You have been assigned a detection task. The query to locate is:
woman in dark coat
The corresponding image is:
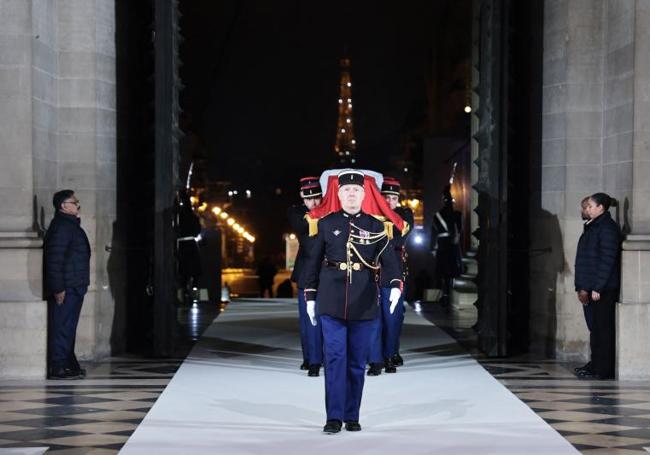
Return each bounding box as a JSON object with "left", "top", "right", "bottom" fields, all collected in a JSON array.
[{"left": 574, "top": 192, "right": 622, "bottom": 379}]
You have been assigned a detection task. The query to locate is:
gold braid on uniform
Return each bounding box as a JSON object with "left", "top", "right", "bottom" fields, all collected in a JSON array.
[{"left": 345, "top": 223, "right": 392, "bottom": 283}]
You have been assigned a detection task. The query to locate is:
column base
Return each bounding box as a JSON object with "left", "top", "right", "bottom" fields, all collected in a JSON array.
[
  {"left": 617, "top": 301, "right": 650, "bottom": 380},
  {"left": 0, "top": 300, "right": 48, "bottom": 379}
]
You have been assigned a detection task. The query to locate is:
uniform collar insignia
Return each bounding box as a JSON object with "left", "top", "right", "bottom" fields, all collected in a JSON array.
[{"left": 333, "top": 229, "right": 341, "bottom": 236}]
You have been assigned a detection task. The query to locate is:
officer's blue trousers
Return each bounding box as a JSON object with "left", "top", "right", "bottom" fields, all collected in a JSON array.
[
  {"left": 321, "top": 315, "right": 374, "bottom": 422},
  {"left": 298, "top": 289, "right": 323, "bottom": 365},
  {"left": 368, "top": 287, "right": 404, "bottom": 363},
  {"left": 48, "top": 288, "right": 85, "bottom": 370}
]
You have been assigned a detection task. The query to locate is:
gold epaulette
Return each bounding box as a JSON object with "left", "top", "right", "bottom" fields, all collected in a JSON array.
[
  {"left": 383, "top": 221, "right": 394, "bottom": 240},
  {"left": 305, "top": 214, "right": 319, "bottom": 237}
]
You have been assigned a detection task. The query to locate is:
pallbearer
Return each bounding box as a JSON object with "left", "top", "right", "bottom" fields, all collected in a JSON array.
[
  {"left": 303, "top": 169, "right": 402, "bottom": 434},
  {"left": 287, "top": 177, "right": 323, "bottom": 377},
  {"left": 368, "top": 177, "right": 413, "bottom": 375}
]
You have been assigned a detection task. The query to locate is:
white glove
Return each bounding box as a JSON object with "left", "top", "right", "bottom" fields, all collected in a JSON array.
[
  {"left": 389, "top": 288, "right": 402, "bottom": 314},
  {"left": 306, "top": 300, "right": 317, "bottom": 326}
]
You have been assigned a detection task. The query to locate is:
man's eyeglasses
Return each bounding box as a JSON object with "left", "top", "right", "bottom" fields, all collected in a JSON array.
[{"left": 63, "top": 200, "right": 80, "bottom": 206}]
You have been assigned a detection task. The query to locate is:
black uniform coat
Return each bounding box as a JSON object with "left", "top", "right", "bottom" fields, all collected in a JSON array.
[
  {"left": 432, "top": 206, "right": 463, "bottom": 278},
  {"left": 575, "top": 211, "right": 621, "bottom": 293},
  {"left": 44, "top": 211, "right": 91, "bottom": 296},
  {"left": 303, "top": 210, "right": 401, "bottom": 321},
  {"left": 287, "top": 204, "right": 314, "bottom": 289}
]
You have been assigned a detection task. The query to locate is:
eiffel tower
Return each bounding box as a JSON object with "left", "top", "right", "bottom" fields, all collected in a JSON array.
[{"left": 333, "top": 57, "right": 357, "bottom": 167}]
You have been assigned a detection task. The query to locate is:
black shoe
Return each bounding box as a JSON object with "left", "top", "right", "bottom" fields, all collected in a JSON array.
[
  {"left": 576, "top": 370, "right": 614, "bottom": 380},
  {"left": 48, "top": 367, "right": 81, "bottom": 380},
  {"left": 308, "top": 364, "right": 321, "bottom": 377},
  {"left": 384, "top": 358, "right": 397, "bottom": 373},
  {"left": 70, "top": 367, "right": 87, "bottom": 378},
  {"left": 392, "top": 353, "right": 404, "bottom": 366},
  {"left": 323, "top": 420, "right": 342, "bottom": 434},
  {"left": 367, "top": 363, "right": 383, "bottom": 376},
  {"left": 345, "top": 421, "right": 362, "bottom": 432},
  {"left": 574, "top": 361, "right": 592, "bottom": 374},
  {"left": 300, "top": 361, "right": 309, "bottom": 370}
]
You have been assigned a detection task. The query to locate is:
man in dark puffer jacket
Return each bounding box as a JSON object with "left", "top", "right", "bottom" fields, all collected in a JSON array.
[
  {"left": 575, "top": 192, "right": 621, "bottom": 380},
  {"left": 44, "top": 190, "right": 91, "bottom": 380}
]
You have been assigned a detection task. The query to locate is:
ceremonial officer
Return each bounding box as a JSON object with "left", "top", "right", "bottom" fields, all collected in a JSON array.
[
  {"left": 287, "top": 177, "right": 323, "bottom": 377},
  {"left": 432, "top": 185, "right": 463, "bottom": 306},
  {"left": 303, "top": 169, "right": 402, "bottom": 434},
  {"left": 368, "top": 177, "right": 413, "bottom": 375}
]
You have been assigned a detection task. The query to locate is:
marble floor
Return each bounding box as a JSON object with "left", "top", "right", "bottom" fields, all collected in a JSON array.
[{"left": 0, "top": 299, "right": 649, "bottom": 454}]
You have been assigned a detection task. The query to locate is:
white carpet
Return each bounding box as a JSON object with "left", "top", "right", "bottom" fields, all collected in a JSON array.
[{"left": 120, "top": 299, "right": 579, "bottom": 454}]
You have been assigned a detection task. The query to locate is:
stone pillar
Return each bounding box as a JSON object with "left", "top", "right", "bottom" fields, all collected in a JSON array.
[
  {"left": 0, "top": 0, "right": 34, "bottom": 232},
  {"left": 537, "top": 0, "right": 606, "bottom": 360},
  {"left": 53, "top": 0, "right": 117, "bottom": 361},
  {"left": 617, "top": 0, "right": 650, "bottom": 380},
  {"left": 0, "top": 0, "right": 48, "bottom": 379},
  {"left": 0, "top": 0, "right": 117, "bottom": 379},
  {"left": 537, "top": 0, "right": 635, "bottom": 361}
]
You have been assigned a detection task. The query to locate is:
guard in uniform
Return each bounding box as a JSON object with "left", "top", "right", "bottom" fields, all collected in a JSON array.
[
  {"left": 303, "top": 169, "right": 402, "bottom": 434},
  {"left": 432, "top": 185, "right": 463, "bottom": 305},
  {"left": 287, "top": 177, "right": 323, "bottom": 376},
  {"left": 368, "top": 177, "right": 413, "bottom": 375}
]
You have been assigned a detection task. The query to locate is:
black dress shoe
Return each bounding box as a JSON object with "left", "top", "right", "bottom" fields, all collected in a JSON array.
[
  {"left": 576, "top": 370, "right": 614, "bottom": 380},
  {"left": 300, "top": 361, "right": 309, "bottom": 370},
  {"left": 48, "top": 367, "right": 81, "bottom": 380},
  {"left": 384, "top": 358, "right": 397, "bottom": 373},
  {"left": 367, "top": 363, "right": 383, "bottom": 376},
  {"left": 69, "top": 367, "right": 87, "bottom": 378},
  {"left": 323, "top": 420, "right": 342, "bottom": 434},
  {"left": 308, "top": 364, "right": 321, "bottom": 377},
  {"left": 392, "top": 353, "right": 404, "bottom": 366},
  {"left": 574, "top": 361, "right": 592, "bottom": 374},
  {"left": 345, "top": 421, "right": 362, "bottom": 431}
]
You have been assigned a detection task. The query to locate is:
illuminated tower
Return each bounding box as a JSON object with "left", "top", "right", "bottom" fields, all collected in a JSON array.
[{"left": 334, "top": 57, "right": 357, "bottom": 166}]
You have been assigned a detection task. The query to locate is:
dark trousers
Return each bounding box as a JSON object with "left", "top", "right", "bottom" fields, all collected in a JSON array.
[
  {"left": 583, "top": 302, "right": 594, "bottom": 332},
  {"left": 48, "top": 288, "right": 85, "bottom": 370},
  {"left": 590, "top": 289, "right": 618, "bottom": 378},
  {"left": 368, "top": 287, "right": 403, "bottom": 363},
  {"left": 297, "top": 289, "right": 323, "bottom": 365},
  {"left": 321, "top": 315, "right": 374, "bottom": 422}
]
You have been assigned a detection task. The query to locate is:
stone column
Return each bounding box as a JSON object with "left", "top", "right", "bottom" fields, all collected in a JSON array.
[
  {"left": 537, "top": 0, "right": 606, "bottom": 360},
  {"left": 0, "top": 0, "right": 117, "bottom": 379},
  {"left": 0, "top": 0, "right": 47, "bottom": 379},
  {"left": 53, "top": 0, "right": 117, "bottom": 361},
  {"left": 617, "top": 0, "right": 650, "bottom": 380}
]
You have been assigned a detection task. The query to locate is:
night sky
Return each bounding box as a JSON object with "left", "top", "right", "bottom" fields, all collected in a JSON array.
[{"left": 179, "top": 1, "right": 469, "bottom": 258}]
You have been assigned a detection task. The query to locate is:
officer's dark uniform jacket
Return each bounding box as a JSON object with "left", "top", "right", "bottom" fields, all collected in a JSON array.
[
  {"left": 287, "top": 204, "right": 314, "bottom": 289},
  {"left": 389, "top": 206, "right": 413, "bottom": 281},
  {"left": 303, "top": 210, "right": 401, "bottom": 320},
  {"left": 431, "top": 205, "right": 463, "bottom": 278},
  {"left": 44, "top": 211, "right": 91, "bottom": 295},
  {"left": 575, "top": 211, "right": 621, "bottom": 293}
]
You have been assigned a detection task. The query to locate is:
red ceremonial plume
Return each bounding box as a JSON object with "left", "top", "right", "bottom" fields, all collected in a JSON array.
[{"left": 307, "top": 175, "right": 405, "bottom": 232}]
